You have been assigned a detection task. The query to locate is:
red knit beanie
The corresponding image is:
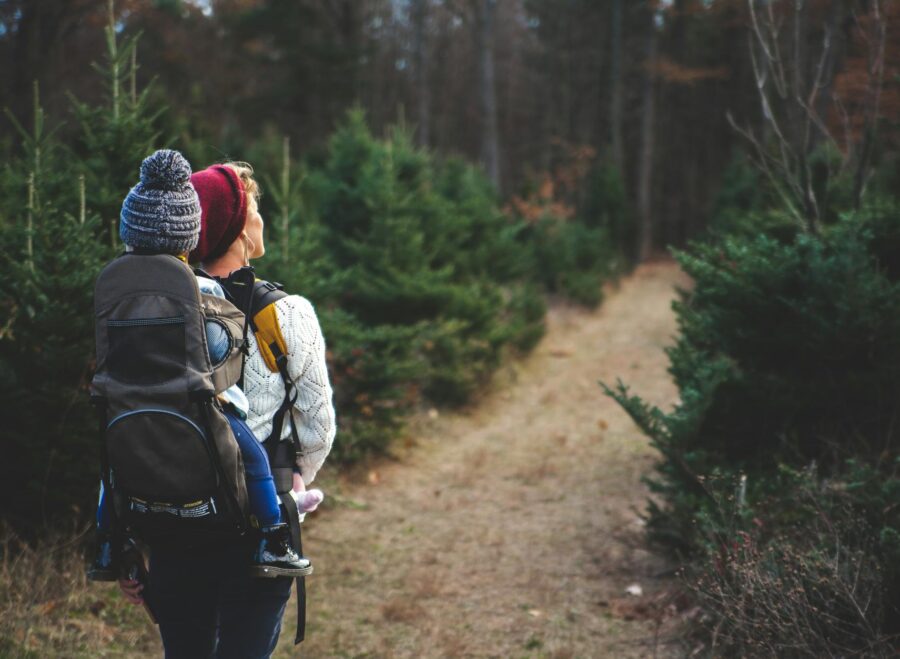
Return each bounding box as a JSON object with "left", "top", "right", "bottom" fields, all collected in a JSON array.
[{"left": 189, "top": 164, "right": 248, "bottom": 263}]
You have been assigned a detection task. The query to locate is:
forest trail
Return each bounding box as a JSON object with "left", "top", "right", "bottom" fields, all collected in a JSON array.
[{"left": 276, "top": 261, "right": 690, "bottom": 658}]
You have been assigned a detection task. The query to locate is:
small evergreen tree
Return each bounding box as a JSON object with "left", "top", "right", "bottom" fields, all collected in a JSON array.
[
  {"left": 0, "top": 93, "right": 113, "bottom": 528},
  {"left": 69, "top": 1, "right": 162, "bottom": 248},
  {"left": 0, "top": 3, "right": 165, "bottom": 530}
]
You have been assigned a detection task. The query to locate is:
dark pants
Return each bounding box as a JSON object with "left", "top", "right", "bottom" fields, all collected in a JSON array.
[{"left": 145, "top": 540, "right": 292, "bottom": 659}]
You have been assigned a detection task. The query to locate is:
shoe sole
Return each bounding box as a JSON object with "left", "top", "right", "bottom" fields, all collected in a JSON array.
[{"left": 249, "top": 564, "right": 314, "bottom": 578}]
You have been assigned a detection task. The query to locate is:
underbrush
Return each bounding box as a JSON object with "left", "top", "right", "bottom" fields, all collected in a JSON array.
[
  {"left": 607, "top": 203, "right": 900, "bottom": 656},
  {"left": 0, "top": 525, "right": 157, "bottom": 658},
  {"left": 682, "top": 469, "right": 899, "bottom": 657}
]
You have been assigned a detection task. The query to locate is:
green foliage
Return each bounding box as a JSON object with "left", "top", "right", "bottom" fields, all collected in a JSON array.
[
  {"left": 232, "top": 112, "right": 560, "bottom": 460},
  {"left": 707, "top": 153, "right": 799, "bottom": 242},
  {"left": 0, "top": 54, "right": 621, "bottom": 532},
  {"left": 308, "top": 110, "right": 548, "bottom": 409},
  {"left": 0, "top": 21, "right": 158, "bottom": 530},
  {"left": 607, "top": 210, "right": 900, "bottom": 549},
  {"left": 0, "top": 149, "right": 114, "bottom": 529},
  {"left": 317, "top": 310, "right": 422, "bottom": 463},
  {"left": 69, "top": 29, "right": 162, "bottom": 248},
  {"left": 525, "top": 218, "right": 617, "bottom": 308},
  {"left": 582, "top": 161, "right": 633, "bottom": 261},
  {"left": 605, "top": 202, "right": 900, "bottom": 646}
]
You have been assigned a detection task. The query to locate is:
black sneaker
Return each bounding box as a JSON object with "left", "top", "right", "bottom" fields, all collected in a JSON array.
[
  {"left": 249, "top": 523, "right": 313, "bottom": 578},
  {"left": 87, "top": 533, "right": 118, "bottom": 582}
]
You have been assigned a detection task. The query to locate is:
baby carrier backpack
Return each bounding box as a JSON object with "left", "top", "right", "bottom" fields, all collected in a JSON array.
[{"left": 91, "top": 252, "right": 250, "bottom": 545}]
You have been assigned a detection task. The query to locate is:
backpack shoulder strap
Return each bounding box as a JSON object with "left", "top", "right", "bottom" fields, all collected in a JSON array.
[
  {"left": 249, "top": 281, "right": 302, "bottom": 455},
  {"left": 218, "top": 273, "right": 300, "bottom": 457},
  {"left": 248, "top": 280, "right": 289, "bottom": 375}
]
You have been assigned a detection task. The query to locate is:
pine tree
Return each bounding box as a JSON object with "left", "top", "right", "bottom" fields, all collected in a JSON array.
[{"left": 0, "top": 1, "right": 166, "bottom": 530}]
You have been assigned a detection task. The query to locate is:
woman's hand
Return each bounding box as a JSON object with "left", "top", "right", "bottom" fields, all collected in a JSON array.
[{"left": 118, "top": 578, "right": 144, "bottom": 605}]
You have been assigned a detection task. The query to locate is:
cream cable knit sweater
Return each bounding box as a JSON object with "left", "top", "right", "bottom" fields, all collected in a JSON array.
[{"left": 241, "top": 294, "right": 336, "bottom": 485}]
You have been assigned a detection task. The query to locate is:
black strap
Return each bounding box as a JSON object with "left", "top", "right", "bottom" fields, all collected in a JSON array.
[
  {"left": 264, "top": 341, "right": 301, "bottom": 455},
  {"left": 282, "top": 490, "right": 307, "bottom": 644},
  {"left": 213, "top": 267, "right": 258, "bottom": 387}
]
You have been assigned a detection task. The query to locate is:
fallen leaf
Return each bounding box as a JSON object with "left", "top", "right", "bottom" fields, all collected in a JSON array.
[
  {"left": 368, "top": 470, "right": 380, "bottom": 485},
  {"left": 39, "top": 600, "right": 59, "bottom": 615},
  {"left": 528, "top": 609, "right": 543, "bottom": 618}
]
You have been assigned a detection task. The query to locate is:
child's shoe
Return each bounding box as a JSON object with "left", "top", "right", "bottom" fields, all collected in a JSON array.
[
  {"left": 249, "top": 523, "right": 313, "bottom": 578},
  {"left": 87, "top": 532, "right": 118, "bottom": 582}
]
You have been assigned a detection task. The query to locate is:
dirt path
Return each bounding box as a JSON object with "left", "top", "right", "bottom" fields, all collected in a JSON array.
[{"left": 275, "top": 262, "right": 690, "bottom": 658}]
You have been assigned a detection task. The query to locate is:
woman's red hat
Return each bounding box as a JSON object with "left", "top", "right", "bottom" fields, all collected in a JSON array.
[{"left": 189, "top": 164, "right": 248, "bottom": 263}]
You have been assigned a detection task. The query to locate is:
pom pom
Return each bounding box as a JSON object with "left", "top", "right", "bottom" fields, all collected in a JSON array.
[{"left": 140, "top": 149, "right": 192, "bottom": 191}]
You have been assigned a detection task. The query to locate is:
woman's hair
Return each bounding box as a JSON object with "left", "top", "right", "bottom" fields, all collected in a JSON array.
[{"left": 222, "top": 161, "right": 260, "bottom": 204}]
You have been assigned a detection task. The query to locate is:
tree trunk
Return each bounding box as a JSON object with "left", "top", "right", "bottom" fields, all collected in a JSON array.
[
  {"left": 476, "top": 0, "right": 501, "bottom": 189},
  {"left": 609, "top": 0, "right": 625, "bottom": 172},
  {"left": 637, "top": 4, "right": 658, "bottom": 262},
  {"left": 412, "top": 0, "right": 430, "bottom": 148}
]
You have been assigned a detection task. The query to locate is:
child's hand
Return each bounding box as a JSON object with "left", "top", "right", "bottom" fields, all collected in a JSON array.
[
  {"left": 118, "top": 578, "right": 144, "bottom": 605},
  {"left": 292, "top": 471, "right": 305, "bottom": 494}
]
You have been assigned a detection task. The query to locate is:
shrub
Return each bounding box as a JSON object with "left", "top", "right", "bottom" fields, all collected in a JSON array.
[
  {"left": 308, "top": 110, "right": 547, "bottom": 409},
  {"left": 607, "top": 210, "right": 900, "bottom": 553},
  {"left": 0, "top": 84, "right": 121, "bottom": 530},
  {"left": 526, "top": 217, "right": 617, "bottom": 307},
  {"left": 250, "top": 112, "right": 556, "bottom": 458},
  {"left": 686, "top": 467, "right": 899, "bottom": 657},
  {"left": 605, "top": 203, "right": 900, "bottom": 649}
]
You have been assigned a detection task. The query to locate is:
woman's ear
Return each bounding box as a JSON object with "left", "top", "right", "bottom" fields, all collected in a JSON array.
[{"left": 241, "top": 231, "right": 256, "bottom": 261}]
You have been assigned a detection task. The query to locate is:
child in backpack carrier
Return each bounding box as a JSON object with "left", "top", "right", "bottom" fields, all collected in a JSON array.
[{"left": 89, "top": 149, "right": 322, "bottom": 582}]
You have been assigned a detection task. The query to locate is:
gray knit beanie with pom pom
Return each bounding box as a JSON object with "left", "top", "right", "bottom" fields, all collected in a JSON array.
[{"left": 119, "top": 149, "right": 201, "bottom": 254}]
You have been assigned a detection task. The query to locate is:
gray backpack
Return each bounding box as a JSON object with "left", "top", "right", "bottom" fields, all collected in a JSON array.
[{"left": 91, "top": 252, "right": 249, "bottom": 543}]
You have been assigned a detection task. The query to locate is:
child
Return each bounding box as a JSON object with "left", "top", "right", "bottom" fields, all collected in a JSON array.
[{"left": 88, "top": 149, "right": 316, "bottom": 581}]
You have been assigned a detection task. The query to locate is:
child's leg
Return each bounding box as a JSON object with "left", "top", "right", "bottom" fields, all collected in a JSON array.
[
  {"left": 224, "top": 412, "right": 282, "bottom": 528},
  {"left": 88, "top": 481, "right": 117, "bottom": 580},
  {"left": 97, "top": 481, "right": 112, "bottom": 531}
]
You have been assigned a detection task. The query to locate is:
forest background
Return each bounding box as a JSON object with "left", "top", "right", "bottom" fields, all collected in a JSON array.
[{"left": 2, "top": 0, "right": 900, "bottom": 656}]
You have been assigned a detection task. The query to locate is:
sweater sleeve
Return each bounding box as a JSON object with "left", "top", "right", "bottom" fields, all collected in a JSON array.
[{"left": 277, "top": 295, "right": 336, "bottom": 484}]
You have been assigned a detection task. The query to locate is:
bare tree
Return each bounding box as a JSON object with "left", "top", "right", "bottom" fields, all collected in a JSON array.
[
  {"left": 475, "top": 0, "right": 501, "bottom": 189},
  {"left": 730, "top": 0, "right": 886, "bottom": 231},
  {"left": 609, "top": 0, "right": 626, "bottom": 173},
  {"left": 411, "top": 0, "right": 431, "bottom": 147},
  {"left": 638, "top": 1, "right": 659, "bottom": 261}
]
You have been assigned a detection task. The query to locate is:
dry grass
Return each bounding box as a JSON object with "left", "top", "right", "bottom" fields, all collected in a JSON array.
[
  {"left": 691, "top": 529, "right": 896, "bottom": 658},
  {"left": 0, "top": 525, "right": 159, "bottom": 658}
]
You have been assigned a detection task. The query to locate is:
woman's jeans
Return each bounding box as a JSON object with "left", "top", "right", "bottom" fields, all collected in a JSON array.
[{"left": 146, "top": 539, "right": 292, "bottom": 659}]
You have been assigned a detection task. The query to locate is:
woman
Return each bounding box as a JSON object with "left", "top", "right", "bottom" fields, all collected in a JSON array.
[{"left": 120, "top": 161, "right": 336, "bottom": 658}]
